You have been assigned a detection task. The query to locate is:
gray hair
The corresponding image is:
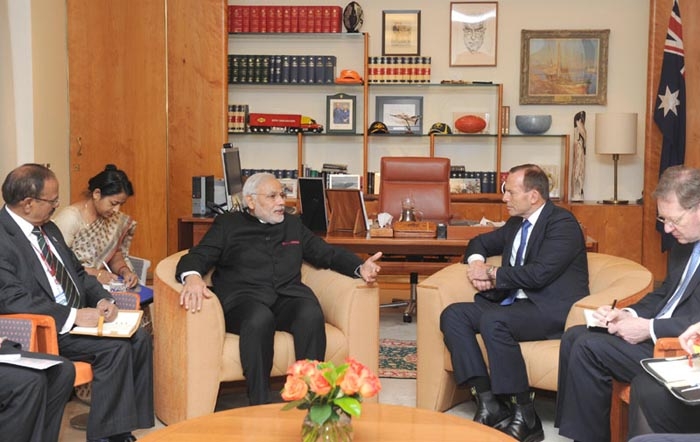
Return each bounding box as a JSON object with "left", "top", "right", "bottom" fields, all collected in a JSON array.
[
  {"left": 653, "top": 165, "right": 700, "bottom": 209},
  {"left": 241, "top": 172, "right": 277, "bottom": 208}
]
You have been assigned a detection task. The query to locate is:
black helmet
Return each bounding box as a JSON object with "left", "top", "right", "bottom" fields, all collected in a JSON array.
[
  {"left": 429, "top": 122, "right": 452, "bottom": 135},
  {"left": 368, "top": 121, "right": 389, "bottom": 134}
]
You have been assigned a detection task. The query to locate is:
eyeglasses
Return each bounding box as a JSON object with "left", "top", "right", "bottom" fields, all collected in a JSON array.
[
  {"left": 34, "top": 196, "right": 60, "bottom": 206},
  {"left": 656, "top": 206, "right": 696, "bottom": 228},
  {"left": 252, "top": 192, "right": 287, "bottom": 201}
]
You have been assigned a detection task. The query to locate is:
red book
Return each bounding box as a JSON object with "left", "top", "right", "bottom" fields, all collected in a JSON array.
[
  {"left": 313, "top": 6, "right": 323, "bottom": 33},
  {"left": 297, "top": 6, "right": 309, "bottom": 33},
  {"left": 241, "top": 6, "right": 250, "bottom": 33},
  {"left": 282, "top": 6, "right": 292, "bottom": 33},
  {"left": 320, "top": 6, "right": 332, "bottom": 33},
  {"left": 273, "top": 6, "right": 284, "bottom": 33},
  {"left": 290, "top": 6, "right": 299, "bottom": 33},
  {"left": 259, "top": 6, "right": 268, "bottom": 33},
  {"left": 329, "top": 6, "right": 342, "bottom": 33},
  {"left": 229, "top": 6, "right": 243, "bottom": 33},
  {"left": 249, "top": 6, "right": 260, "bottom": 33}
]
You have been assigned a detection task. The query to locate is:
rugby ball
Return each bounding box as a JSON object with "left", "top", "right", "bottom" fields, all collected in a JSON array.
[{"left": 454, "top": 115, "right": 487, "bottom": 134}]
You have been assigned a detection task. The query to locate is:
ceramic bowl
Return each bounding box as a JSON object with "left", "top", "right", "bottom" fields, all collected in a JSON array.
[{"left": 515, "top": 115, "right": 552, "bottom": 134}]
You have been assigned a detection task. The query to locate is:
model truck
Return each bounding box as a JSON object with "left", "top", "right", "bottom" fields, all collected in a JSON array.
[{"left": 248, "top": 113, "right": 324, "bottom": 133}]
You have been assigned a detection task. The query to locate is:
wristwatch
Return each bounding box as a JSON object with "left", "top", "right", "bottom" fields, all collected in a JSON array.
[{"left": 486, "top": 265, "right": 497, "bottom": 279}]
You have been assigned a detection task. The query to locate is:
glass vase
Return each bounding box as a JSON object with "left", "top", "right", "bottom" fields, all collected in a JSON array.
[{"left": 301, "top": 411, "right": 353, "bottom": 442}]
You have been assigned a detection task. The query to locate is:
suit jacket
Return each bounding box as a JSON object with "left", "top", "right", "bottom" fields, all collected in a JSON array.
[
  {"left": 630, "top": 242, "right": 700, "bottom": 338},
  {"left": 464, "top": 200, "right": 589, "bottom": 336},
  {"left": 0, "top": 206, "right": 111, "bottom": 328}
]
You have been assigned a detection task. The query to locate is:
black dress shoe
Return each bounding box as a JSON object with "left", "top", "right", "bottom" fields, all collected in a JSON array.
[
  {"left": 501, "top": 401, "right": 544, "bottom": 442},
  {"left": 109, "top": 433, "right": 136, "bottom": 442},
  {"left": 470, "top": 387, "right": 513, "bottom": 430}
]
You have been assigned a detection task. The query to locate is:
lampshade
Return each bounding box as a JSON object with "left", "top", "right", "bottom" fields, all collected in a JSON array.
[{"left": 595, "top": 113, "right": 638, "bottom": 155}]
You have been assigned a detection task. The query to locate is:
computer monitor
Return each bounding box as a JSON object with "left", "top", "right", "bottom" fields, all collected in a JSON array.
[
  {"left": 221, "top": 144, "right": 243, "bottom": 211},
  {"left": 298, "top": 177, "right": 328, "bottom": 232}
]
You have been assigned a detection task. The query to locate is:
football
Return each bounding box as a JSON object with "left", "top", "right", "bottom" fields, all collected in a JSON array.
[{"left": 454, "top": 115, "right": 487, "bottom": 133}]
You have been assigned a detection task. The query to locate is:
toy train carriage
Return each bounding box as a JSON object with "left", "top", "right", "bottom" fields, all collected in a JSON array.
[{"left": 248, "top": 113, "right": 324, "bottom": 134}]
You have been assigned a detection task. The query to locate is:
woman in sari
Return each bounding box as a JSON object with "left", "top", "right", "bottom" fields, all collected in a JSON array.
[{"left": 54, "top": 164, "right": 139, "bottom": 288}]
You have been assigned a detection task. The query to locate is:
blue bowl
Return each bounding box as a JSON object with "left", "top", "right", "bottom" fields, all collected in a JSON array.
[{"left": 515, "top": 115, "right": 552, "bottom": 134}]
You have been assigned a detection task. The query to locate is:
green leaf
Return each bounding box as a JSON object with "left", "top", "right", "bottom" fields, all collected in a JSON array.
[
  {"left": 334, "top": 396, "right": 361, "bottom": 417},
  {"left": 309, "top": 403, "right": 332, "bottom": 424}
]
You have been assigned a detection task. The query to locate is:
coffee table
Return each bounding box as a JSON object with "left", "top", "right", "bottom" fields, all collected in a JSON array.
[{"left": 140, "top": 403, "right": 514, "bottom": 441}]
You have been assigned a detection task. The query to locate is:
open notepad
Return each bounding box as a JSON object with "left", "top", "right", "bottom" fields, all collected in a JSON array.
[
  {"left": 583, "top": 308, "right": 609, "bottom": 333},
  {"left": 70, "top": 310, "right": 143, "bottom": 338},
  {"left": 641, "top": 354, "right": 700, "bottom": 405}
]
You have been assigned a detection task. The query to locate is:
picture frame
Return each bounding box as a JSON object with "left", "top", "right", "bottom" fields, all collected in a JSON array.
[
  {"left": 449, "top": 2, "right": 498, "bottom": 67},
  {"left": 328, "top": 174, "right": 361, "bottom": 190},
  {"left": 326, "top": 93, "right": 356, "bottom": 134},
  {"left": 382, "top": 10, "right": 421, "bottom": 56},
  {"left": 375, "top": 96, "right": 423, "bottom": 134},
  {"left": 278, "top": 178, "right": 298, "bottom": 199},
  {"left": 519, "top": 29, "right": 610, "bottom": 105}
]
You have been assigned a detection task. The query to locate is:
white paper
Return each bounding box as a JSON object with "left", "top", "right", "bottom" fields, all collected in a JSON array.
[{"left": 0, "top": 356, "right": 64, "bottom": 370}]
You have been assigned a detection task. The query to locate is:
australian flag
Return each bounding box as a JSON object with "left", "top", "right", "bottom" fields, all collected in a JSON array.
[{"left": 654, "top": 0, "right": 685, "bottom": 251}]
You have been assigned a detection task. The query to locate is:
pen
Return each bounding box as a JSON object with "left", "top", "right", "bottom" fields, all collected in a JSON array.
[
  {"left": 102, "top": 261, "right": 112, "bottom": 274},
  {"left": 606, "top": 299, "right": 618, "bottom": 326}
]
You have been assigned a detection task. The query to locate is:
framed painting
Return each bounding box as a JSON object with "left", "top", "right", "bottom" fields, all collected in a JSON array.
[
  {"left": 375, "top": 96, "right": 423, "bottom": 134},
  {"left": 520, "top": 29, "right": 609, "bottom": 105},
  {"left": 382, "top": 10, "right": 421, "bottom": 56},
  {"left": 449, "top": 2, "right": 498, "bottom": 67},
  {"left": 326, "top": 93, "right": 356, "bottom": 134}
]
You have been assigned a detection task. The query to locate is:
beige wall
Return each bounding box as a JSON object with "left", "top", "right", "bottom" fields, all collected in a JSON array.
[{"left": 2, "top": 0, "right": 649, "bottom": 202}]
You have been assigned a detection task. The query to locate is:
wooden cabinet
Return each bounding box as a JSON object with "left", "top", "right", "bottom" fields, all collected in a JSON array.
[{"left": 570, "top": 202, "right": 643, "bottom": 263}]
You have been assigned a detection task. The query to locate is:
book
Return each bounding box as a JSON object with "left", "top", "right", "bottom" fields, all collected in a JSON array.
[
  {"left": 641, "top": 354, "right": 700, "bottom": 404},
  {"left": 583, "top": 308, "right": 609, "bottom": 333},
  {"left": 71, "top": 310, "right": 143, "bottom": 338}
]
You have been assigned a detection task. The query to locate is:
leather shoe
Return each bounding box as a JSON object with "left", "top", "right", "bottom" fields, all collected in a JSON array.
[
  {"left": 470, "top": 387, "right": 512, "bottom": 430},
  {"left": 110, "top": 433, "right": 137, "bottom": 442},
  {"left": 501, "top": 400, "right": 544, "bottom": 442}
]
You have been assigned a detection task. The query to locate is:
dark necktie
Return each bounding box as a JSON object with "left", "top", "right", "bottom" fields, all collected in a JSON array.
[
  {"left": 656, "top": 242, "right": 700, "bottom": 318},
  {"left": 501, "top": 219, "right": 532, "bottom": 306},
  {"left": 32, "top": 226, "right": 79, "bottom": 308}
]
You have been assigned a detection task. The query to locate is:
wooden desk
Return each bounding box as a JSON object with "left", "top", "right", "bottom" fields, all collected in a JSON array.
[{"left": 139, "top": 403, "right": 513, "bottom": 442}]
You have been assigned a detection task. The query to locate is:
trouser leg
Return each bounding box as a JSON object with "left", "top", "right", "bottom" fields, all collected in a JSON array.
[{"left": 272, "top": 296, "right": 326, "bottom": 361}]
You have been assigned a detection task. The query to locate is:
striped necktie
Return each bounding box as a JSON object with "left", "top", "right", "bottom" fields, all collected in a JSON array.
[
  {"left": 32, "top": 226, "right": 80, "bottom": 308},
  {"left": 656, "top": 242, "right": 700, "bottom": 318},
  {"left": 501, "top": 220, "right": 532, "bottom": 306}
]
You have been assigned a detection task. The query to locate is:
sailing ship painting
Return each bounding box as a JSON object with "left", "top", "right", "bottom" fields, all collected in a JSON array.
[{"left": 521, "top": 30, "right": 609, "bottom": 105}]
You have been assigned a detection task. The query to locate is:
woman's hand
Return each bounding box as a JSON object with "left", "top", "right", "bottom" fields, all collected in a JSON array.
[
  {"left": 119, "top": 267, "right": 140, "bottom": 289},
  {"left": 95, "top": 269, "right": 117, "bottom": 285}
]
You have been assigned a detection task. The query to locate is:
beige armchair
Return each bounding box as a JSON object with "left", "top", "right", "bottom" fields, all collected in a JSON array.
[
  {"left": 416, "top": 252, "right": 654, "bottom": 411},
  {"left": 153, "top": 250, "right": 379, "bottom": 425}
]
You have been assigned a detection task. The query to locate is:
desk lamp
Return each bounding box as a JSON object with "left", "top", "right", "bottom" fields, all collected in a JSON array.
[{"left": 595, "top": 113, "right": 637, "bottom": 205}]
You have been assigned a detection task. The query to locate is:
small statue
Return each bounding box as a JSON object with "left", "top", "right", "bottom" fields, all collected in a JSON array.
[
  {"left": 571, "top": 111, "right": 586, "bottom": 201},
  {"left": 390, "top": 113, "right": 422, "bottom": 134},
  {"left": 342, "top": 2, "right": 363, "bottom": 33}
]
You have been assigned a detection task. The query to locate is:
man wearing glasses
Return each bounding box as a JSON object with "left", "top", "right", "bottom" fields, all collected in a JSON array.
[
  {"left": 556, "top": 165, "right": 700, "bottom": 442},
  {"left": 176, "top": 172, "right": 382, "bottom": 405}
]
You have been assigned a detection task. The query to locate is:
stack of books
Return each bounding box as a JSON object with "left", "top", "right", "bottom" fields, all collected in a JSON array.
[
  {"left": 228, "top": 54, "right": 337, "bottom": 84},
  {"left": 228, "top": 104, "right": 249, "bottom": 133},
  {"left": 228, "top": 5, "right": 342, "bottom": 33},
  {"left": 449, "top": 166, "right": 497, "bottom": 194},
  {"left": 367, "top": 57, "right": 432, "bottom": 84}
]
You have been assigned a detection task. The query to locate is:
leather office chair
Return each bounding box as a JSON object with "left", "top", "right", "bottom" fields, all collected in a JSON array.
[{"left": 378, "top": 156, "right": 452, "bottom": 322}]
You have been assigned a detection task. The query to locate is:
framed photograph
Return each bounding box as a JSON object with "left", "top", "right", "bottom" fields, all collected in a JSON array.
[
  {"left": 326, "top": 93, "right": 356, "bottom": 134},
  {"left": 382, "top": 10, "right": 421, "bottom": 56},
  {"left": 375, "top": 96, "right": 423, "bottom": 134},
  {"left": 449, "top": 2, "right": 498, "bottom": 67},
  {"left": 520, "top": 29, "right": 609, "bottom": 105},
  {"left": 279, "top": 178, "right": 298, "bottom": 199},
  {"left": 328, "top": 174, "right": 361, "bottom": 190}
]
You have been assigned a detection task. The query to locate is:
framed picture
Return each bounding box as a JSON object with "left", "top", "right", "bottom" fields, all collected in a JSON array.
[
  {"left": 375, "top": 96, "right": 423, "bottom": 134},
  {"left": 279, "top": 178, "right": 298, "bottom": 199},
  {"left": 382, "top": 10, "right": 421, "bottom": 56},
  {"left": 520, "top": 29, "right": 609, "bottom": 105},
  {"left": 328, "top": 174, "right": 361, "bottom": 190},
  {"left": 449, "top": 2, "right": 498, "bottom": 67},
  {"left": 326, "top": 93, "right": 356, "bottom": 134}
]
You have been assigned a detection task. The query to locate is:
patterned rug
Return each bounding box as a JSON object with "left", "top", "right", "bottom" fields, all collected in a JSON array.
[{"left": 379, "top": 338, "right": 417, "bottom": 379}]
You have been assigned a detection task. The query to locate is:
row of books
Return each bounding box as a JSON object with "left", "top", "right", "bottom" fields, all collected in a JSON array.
[
  {"left": 228, "top": 55, "right": 337, "bottom": 84},
  {"left": 228, "top": 104, "right": 249, "bottom": 133},
  {"left": 242, "top": 169, "right": 299, "bottom": 180},
  {"left": 449, "top": 170, "right": 498, "bottom": 194},
  {"left": 365, "top": 172, "right": 381, "bottom": 195},
  {"left": 367, "top": 57, "right": 432, "bottom": 84},
  {"left": 228, "top": 5, "right": 342, "bottom": 34}
]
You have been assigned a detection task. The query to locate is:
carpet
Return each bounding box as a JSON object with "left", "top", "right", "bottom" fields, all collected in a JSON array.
[{"left": 379, "top": 338, "right": 417, "bottom": 379}]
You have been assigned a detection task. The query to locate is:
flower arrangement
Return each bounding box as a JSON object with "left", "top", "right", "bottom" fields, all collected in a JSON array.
[{"left": 281, "top": 358, "right": 381, "bottom": 441}]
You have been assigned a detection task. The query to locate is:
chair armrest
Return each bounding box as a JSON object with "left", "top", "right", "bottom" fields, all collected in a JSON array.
[
  {"left": 301, "top": 263, "right": 380, "bottom": 374},
  {"left": 0, "top": 313, "right": 58, "bottom": 354},
  {"left": 654, "top": 337, "right": 685, "bottom": 358},
  {"left": 153, "top": 252, "right": 226, "bottom": 424}
]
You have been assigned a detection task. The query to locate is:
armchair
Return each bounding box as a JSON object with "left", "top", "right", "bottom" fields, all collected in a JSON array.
[
  {"left": 415, "top": 252, "right": 654, "bottom": 411},
  {"left": 153, "top": 250, "right": 380, "bottom": 425}
]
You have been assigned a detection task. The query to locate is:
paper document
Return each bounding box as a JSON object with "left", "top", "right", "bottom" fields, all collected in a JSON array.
[
  {"left": 71, "top": 310, "right": 143, "bottom": 338},
  {"left": 583, "top": 309, "right": 609, "bottom": 332},
  {"left": 641, "top": 354, "right": 700, "bottom": 404},
  {"left": 0, "top": 355, "right": 64, "bottom": 370}
]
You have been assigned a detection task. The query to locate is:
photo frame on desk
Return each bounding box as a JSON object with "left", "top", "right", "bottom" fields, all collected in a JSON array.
[
  {"left": 326, "top": 93, "right": 356, "bottom": 134},
  {"left": 382, "top": 10, "right": 421, "bottom": 56},
  {"left": 375, "top": 96, "right": 423, "bottom": 134},
  {"left": 326, "top": 189, "right": 368, "bottom": 234}
]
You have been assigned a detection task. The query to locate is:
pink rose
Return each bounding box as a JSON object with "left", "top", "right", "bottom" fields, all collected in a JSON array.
[
  {"left": 281, "top": 375, "right": 308, "bottom": 401},
  {"left": 308, "top": 369, "right": 331, "bottom": 395}
]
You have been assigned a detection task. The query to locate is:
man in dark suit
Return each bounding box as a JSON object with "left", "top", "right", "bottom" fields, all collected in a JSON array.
[
  {"left": 556, "top": 165, "right": 700, "bottom": 442},
  {"left": 176, "top": 172, "right": 382, "bottom": 405},
  {"left": 0, "top": 338, "right": 75, "bottom": 442},
  {"left": 0, "top": 164, "right": 153, "bottom": 442},
  {"left": 440, "top": 164, "right": 589, "bottom": 442}
]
